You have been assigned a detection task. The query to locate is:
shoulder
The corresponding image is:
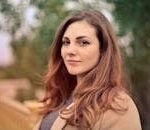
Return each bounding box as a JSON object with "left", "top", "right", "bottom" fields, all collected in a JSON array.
[{"left": 93, "top": 91, "right": 142, "bottom": 130}]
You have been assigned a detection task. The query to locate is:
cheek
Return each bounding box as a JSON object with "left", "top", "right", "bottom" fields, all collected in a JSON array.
[
  {"left": 86, "top": 47, "right": 100, "bottom": 59},
  {"left": 85, "top": 48, "right": 100, "bottom": 66},
  {"left": 91, "top": 53, "right": 100, "bottom": 64}
]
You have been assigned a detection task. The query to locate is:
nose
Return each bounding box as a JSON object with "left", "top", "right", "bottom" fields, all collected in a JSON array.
[{"left": 66, "top": 43, "right": 77, "bottom": 56}]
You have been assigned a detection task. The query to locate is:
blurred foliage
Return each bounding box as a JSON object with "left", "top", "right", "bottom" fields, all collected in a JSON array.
[
  {"left": 107, "top": 0, "right": 150, "bottom": 129},
  {"left": 0, "top": 0, "right": 21, "bottom": 33},
  {"left": 31, "top": 0, "right": 69, "bottom": 46},
  {"left": 0, "top": 0, "right": 69, "bottom": 100}
]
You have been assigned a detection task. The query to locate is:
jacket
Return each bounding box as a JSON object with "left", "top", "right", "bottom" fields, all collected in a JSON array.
[{"left": 33, "top": 92, "right": 142, "bottom": 130}]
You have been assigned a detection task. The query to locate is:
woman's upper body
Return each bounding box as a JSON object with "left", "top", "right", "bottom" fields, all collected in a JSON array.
[
  {"left": 34, "top": 9, "right": 142, "bottom": 130},
  {"left": 33, "top": 91, "right": 142, "bottom": 130}
]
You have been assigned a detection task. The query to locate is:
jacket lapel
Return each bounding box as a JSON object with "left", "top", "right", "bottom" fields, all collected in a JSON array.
[
  {"left": 51, "top": 102, "right": 77, "bottom": 130},
  {"left": 51, "top": 116, "right": 67, "bottom": 130}
]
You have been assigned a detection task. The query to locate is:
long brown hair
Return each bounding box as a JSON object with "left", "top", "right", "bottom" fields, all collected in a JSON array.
[{"left": 41, "top": 9, "right": 128, "bottom": 129}]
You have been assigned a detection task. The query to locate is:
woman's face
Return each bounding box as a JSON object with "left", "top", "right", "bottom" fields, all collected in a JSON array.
[{"left": 61, "top": 20, "right": 100, "bottom": 80}]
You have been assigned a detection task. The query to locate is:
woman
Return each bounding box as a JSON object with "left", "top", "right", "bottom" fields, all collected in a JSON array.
[{"left": 34, "top": 10, "right": 142, "bottom": 130}]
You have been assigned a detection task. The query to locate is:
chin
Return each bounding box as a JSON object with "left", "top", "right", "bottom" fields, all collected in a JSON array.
[
  {"left": 67, "top": 70, "right": 80, "bottom": 75},
  {"left": 68, "top": 72, "right": 78, "bottom": 75}
]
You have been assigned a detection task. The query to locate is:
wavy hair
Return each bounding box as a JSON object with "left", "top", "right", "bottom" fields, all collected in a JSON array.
[{"left": 41, "top": 10, "right": 128, "bottom": 129}]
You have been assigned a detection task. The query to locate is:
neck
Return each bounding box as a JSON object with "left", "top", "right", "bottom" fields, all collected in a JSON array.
[
  {"left": 77, "top": 74, "right": 85, "bottom": 85},
  {"left": 77, "top": 76, "right": 81, "bottom": 84}
]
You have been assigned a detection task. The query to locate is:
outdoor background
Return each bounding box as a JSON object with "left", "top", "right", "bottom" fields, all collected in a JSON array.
[{"left": 0, "top": 0, "right": 149, "bottom": 130}]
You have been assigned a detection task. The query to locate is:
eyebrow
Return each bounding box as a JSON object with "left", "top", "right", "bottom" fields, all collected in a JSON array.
[
  {"left": 76, "top": 36, "right": 88, "bottom": 40},
  {"left": 63, "top": 36, "right": 89, "bottom": 40}
]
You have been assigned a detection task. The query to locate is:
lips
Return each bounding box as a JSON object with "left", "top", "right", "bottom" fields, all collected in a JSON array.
[{"left": 66, "top": 60, "right": 81, "bottom": 65}]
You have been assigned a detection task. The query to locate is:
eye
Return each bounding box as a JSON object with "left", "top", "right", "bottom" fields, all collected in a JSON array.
[
  {"left": 79, "top": 40, "right": 90, "bottom": 46},
  {"left": 62, "top": 40, "right": 70, "bottom": 46}
]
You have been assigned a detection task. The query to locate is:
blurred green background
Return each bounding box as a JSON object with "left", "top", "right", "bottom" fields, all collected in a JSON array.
[{"left": 0, "top": 0, "right": 149, "bottom": 129}]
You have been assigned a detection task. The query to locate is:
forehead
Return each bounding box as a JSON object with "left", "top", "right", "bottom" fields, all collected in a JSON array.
[{"left": 63, "top": 20, "right": 97, "bottom": 38}]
